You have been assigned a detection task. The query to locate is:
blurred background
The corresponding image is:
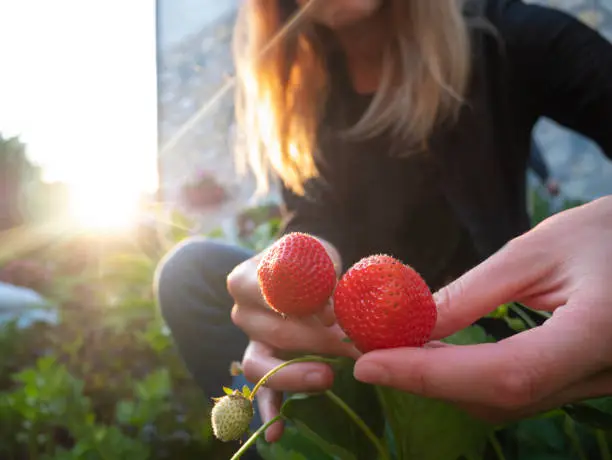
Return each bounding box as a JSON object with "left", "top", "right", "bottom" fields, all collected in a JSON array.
[{"left": 0, "top": 0, "right": 610, "bottom": 459}]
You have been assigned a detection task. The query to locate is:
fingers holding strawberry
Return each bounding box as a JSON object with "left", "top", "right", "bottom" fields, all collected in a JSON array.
[
  {"left": 351, "top": 197, "right": 612, "bottom": 423},
  {"left": 256, "top": 232, "right": 338, "bottom": 317},
  {"left": 226, "top": 233, "right": 356, "bottom": 439},
  {"left": 231, "top": 303, "right": 358, "bottom": 357},
  {"left": 227, "top": 232, "right": 339, "bottom": 318},
  {"left": 228, "top": 232, "right": 355, "bottom": 357},
  {"left": 333, "top": 254, "right": 437, "bottom": 353}
]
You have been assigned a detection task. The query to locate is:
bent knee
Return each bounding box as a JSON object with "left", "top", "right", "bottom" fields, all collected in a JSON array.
[
  {"left": 154, "top": 237, "right": 214, "bottom": 307},
  {"left": 154, "top": 237, "right": 252, "bottom": 317}
]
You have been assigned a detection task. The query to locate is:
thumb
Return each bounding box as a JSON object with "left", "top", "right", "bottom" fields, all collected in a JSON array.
[
  {"left": 227, "top": 255, "right": 266, "bottom": 307},
  {"left": 431, "top": 235, "right": 549, "bottom": 339}
]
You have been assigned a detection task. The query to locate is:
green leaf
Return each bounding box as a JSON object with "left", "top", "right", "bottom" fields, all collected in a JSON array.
[
  {"left": 287, "top": 414, "right": 358, "bottom": 460},
  {"left": 134, "top": 368, "right": 171, "bottom": 401},
  {"left": 207, "top": 227, "right": 226, "bottom": 240},
  {"left": 376, "top": 387, "right": 491, "bottom": 460},
  {"left": 503, "top": 316, "right": 528, "bottom": 332},
  {"left": 280, "top": 357, "right": 385, "bottom": 460},
  {"left": 115, "top": 400, "right": 136, "bottom": 425},
  {"left": 257, "top": 425, "right": 333, "bottom": 460},
  {"left": 486, "top": 304, "right": 509, "bottom": 319},
  {"left": 563, "top": 397, "right": 612, "bottom": 430},
  {"left": 514, "top": 417, "right": 567, "bottom": 455},
  {"left": 222, "top": 387, "right": 234, "bottom": 396},
  {"left": 443, "top": 325, "right": 495, "bottom": 345},
  {"left": 242, "top": 385, "right": 252, "bottom": 399},
  {"left": 533, "top": 409, "right": 567, "bottom": 420}
]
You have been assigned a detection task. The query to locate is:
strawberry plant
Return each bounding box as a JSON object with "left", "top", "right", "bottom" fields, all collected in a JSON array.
[
  {"left": 213, "top": 232, "right": 612, "bottom": 460},
  {"left": 0, "top": 208, "right": 261, "bottom": 459},
  {"left": 0, "top": 185, "right": 609, "bottom": 459}
]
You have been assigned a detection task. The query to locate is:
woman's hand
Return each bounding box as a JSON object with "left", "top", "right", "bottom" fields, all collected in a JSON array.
[
  {"left": 227, "top": 245, "right": 359, "bottom": 442},
  {"left": 354, "top": 195, "right": 612, "bottom": 423}
]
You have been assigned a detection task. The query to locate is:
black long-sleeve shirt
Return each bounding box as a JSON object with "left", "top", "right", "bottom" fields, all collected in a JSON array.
[{"left": 279, "top": 0, "right": 612, "bottom": 290}]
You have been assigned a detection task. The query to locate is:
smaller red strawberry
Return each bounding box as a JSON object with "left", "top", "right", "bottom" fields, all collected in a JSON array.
[
  {"left": 257, "top": 232, "right": 337, "bottom": 316},
  {"left": 333, "top": 255, "right": 437, "bottom": 353}
]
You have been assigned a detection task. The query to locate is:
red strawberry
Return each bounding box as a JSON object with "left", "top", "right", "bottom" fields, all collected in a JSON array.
[
  {"left": 257, "top": 232, "right": 337, "bottom": 316},
  {"left": 333, "top": 254, "right": 436, "bottom": 353}
]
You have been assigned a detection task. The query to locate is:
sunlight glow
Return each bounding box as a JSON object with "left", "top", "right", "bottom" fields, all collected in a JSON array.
[
  {"left": 0, "top": 1, "right": 158, "bottom": 231},
  {"left": 67, "top": 182, "right": 142, "bottom": 231}
]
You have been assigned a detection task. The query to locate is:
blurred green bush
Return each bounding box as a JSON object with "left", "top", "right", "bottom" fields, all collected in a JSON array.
[
  {"left": 1, "top": 171, "right": 609, "bottom": 460},
  {"left": 0, "top": 205, "right": 280, "bottom": 460}
]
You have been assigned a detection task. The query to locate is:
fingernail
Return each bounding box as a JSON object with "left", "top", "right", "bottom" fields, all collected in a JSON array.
[
  {"left": 304, "top": 371, "right": 325, "bottom": 387},
  {"left": 354, "top": 362, "right": 389, "bottom": 385}
]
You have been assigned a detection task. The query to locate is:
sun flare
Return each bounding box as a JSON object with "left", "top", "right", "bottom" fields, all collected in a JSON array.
[{"left": 67, "top": 182, "right": 142, "bottom": 231}]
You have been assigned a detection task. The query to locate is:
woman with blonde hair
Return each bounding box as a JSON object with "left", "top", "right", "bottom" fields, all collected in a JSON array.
[{"left": 156, "top": 0, "right": 612, "bottom": 453}]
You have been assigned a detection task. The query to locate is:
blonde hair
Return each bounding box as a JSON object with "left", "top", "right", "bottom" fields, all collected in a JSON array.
[{"left": 233, "top": 0, "right": 473, "bottom": 196}]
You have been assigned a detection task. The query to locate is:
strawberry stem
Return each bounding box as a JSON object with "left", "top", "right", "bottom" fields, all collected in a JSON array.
[
  {"left": 596, "top": 430, "right": 610, "bottom": 460},
  {"left": 229, "top": 414, "right": 283, "bottom": 460},
  {"left": 325, "top": 390, "right": 391, "bottom": 460},
  {"left": 487, "top": 432, "right": 506, "bottom": 460},
  {"left": 508, "top": 303, "right": 538, "bottom": 329},
  {"left": 248, "top": 355, "right": 340, "bottom": 401},
  {"left": 565, "top": 415, "right": 588, "bottom": 460}
]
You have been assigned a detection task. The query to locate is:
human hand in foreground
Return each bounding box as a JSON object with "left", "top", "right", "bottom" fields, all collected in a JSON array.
[
  {"left": 354, "top": 195, "right": 612, "bottom": 423},
  {"left": 227, "top": 240, "right": 358, "bottom": 442}
]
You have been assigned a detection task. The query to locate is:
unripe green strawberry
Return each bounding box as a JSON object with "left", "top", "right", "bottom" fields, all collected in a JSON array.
[
  {"left": 257, "top": 232, "right": 337, "bottom": 316},
  {"left": 211, "top": 391, "right": 254, "bottom": 442},
  {"left": 333, "top": 254, "right": 437, "bottom": 353}
]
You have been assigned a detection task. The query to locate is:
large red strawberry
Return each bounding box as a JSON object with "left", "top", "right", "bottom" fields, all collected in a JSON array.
[
  {"left": 257, "top": 232, "right": 337, "bottom": 316},
  {"left": 333, "top": 254, "right": 437, "bottom": 353}
]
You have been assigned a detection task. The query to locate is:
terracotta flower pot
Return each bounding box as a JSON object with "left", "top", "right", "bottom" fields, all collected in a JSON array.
[{"left": 181, "top": 175, "right": 228, "bottom": 210}]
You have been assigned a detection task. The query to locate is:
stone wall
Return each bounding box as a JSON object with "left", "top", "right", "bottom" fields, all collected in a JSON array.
[{"left": 157, "top": 9, "right": 267, "bottom": 235}]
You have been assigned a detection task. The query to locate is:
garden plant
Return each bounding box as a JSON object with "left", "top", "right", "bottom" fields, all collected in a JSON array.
[{"left": 0, "top": 165, "right": 609, "bottom": 459}]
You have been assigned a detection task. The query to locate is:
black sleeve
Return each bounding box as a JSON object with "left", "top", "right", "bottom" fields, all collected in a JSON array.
[
  {"left": 499, "top": 0, "right": 612, "bottom": 159},
  {"left": 528, "top": 137, "right": 550, "bottom": 183},
  {"left": 278, "top": 173, "right": 350, "bottom": 265}
]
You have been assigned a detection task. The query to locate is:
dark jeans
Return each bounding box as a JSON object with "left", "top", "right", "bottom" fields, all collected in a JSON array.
[{"left": 155, "top": 238, "right": 263, "bottom": 455}]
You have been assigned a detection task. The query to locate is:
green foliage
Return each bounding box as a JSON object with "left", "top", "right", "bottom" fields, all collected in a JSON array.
[
  {"left": 563, "top": 398, "right": 612, "bottom": 431},
  {"left": 277, "top": 358, "right": 385, "bottom": 460},
  {"left": 0, "top": 134, "right": 36, "bottom": 177},
  {"left": 377, "top": 387, "right": 490, "bottom": 460},
  {"left": 370, "top": 327, "right": 494, "bottom": 460},
  {"left": 0, "top": 134, "right": 42, "bottom": 229},
  {"left": 2, "top": 184, "right": 611, "bottom": 460},
  {"left": 251, "top": 326, "right": 612, "bottom": 459},
  {"left": 251, "top": 190, "right": 612, "bottom": 460},
  {"left": 257, "top": 426, "right": 328, "bottom": 460},
  {"left": 0, "top": 356, "right": 150, "bottom": 459},
  {"left": 528, "top": 186, "right": 586, "bottom": 227},
  {"left": 0, "top": 206, "right": 280, "bottom": 459}
]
